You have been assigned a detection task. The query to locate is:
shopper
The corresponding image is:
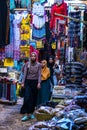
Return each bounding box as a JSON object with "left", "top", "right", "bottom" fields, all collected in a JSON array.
[
  {"left": 48, "top": 55, "right": 55, "bottom": 86},
  {"left": 37, "top": 60, "right": 50, "bottom": 105},
  {"left": 53, "top": 63, "right": 60, "bottom": 86},
  {"left": 20, "top": 52, "right": 41, "bottom": 121},
  {"left": 47, "top": 55, "right": 55, "bottom": 100}
]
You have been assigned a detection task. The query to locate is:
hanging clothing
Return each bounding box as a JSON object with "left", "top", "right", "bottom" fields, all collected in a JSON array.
[
  {"left": 13, "top": 13, "right": 22, "bottom": 60},
  {"left": 32, "top": 2, "right": 46, "bottom": 40},
  {"left": 0, "top": 0, "right": 9, "bottom": 47},
  {"left": 20, "top": 13, "right": 31, "bottom": 43},
  {"left": 40, "top": 0, "right": 47, "bottom": 4},
  {"left": 21, "top": 0, "right": 31, "bottom": 8},
  {"left": 50, "top": 2, "right": 67, "bottom": 30},
  {"left": 10, "top": 0, "right": 15, "bottom": 10},
  {"left": 5, "top": 13, "right": 14, "bottom": 58}
]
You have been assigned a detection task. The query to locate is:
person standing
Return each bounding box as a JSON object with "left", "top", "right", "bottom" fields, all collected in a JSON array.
[
  {"left": 20, "top": 52, "right": 41, "bottom": 121},
  {"left": 37, "top": 60, "right": 50, "bottom": 105},
  {"left": 48, "top": 56, "right": 55, "bottom": 99},
  {"left": 53, "top": 63, "right": 60, "bottom": 85}
]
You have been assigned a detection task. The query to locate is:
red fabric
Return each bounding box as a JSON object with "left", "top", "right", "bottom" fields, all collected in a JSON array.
[
  {"left": 50, "top": 2, "right": 67, "bottom": 29},
  {"left": 30, "top": 45, "right": 34, "bottom": 54}
]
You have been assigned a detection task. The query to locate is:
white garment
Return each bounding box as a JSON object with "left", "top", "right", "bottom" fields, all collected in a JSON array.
[
  {"left": 32, "top": 2, "right": 44, "bottom": 16},
  {"left": 33, "top": 15, "right": 45, "bottom": 28},
  {"left": 32, "top": 2, "right": 45, "bottom": 28},
  {"left": 13, "top": 13, "right": 22, "bottom": 50}
]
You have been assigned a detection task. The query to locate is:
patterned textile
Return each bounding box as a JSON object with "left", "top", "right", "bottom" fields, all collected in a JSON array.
[
  {"left": 68, "top": 11, "right": 81, "bottom": 47},
  {"left": 13, "top": 13, "right": 22, "bottom": 60},
  {"left": 5, "top": 13, "right": 14, "bottom": 58},
  {"left": 32, "top": 2, "right": 46, "bottom": 39}
]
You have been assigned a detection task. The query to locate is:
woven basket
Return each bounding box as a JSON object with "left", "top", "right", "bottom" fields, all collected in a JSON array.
[{"left": 34, "top": 111, "right": 54, "bottom": 121}]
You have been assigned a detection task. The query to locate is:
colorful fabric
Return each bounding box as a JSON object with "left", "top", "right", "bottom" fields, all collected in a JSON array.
[
  {"left": 20, "top": 13, "right": 31, "bottom": 41},
  {"left": 32, "top": 25, "right": 46, "bottom": 40},
  {"left": 10, "top": 0, "right": 15, "bottom": 10},
  {"left": 13, "top": 13, "right": 22, "bottom": 60},
  {"left": 41, "top": 60, "right": 50, "bottom": 81},
  {"left": 21, "top": 0, "right": 31, "bottom": 8},
  {"left": 50, "top": 2, "right": 67, "bottom": 29}
]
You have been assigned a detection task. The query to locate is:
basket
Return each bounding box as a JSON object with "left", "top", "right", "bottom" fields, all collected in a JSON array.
[{"left": 34, "top": 111, "right": 54, "bottom": 121}]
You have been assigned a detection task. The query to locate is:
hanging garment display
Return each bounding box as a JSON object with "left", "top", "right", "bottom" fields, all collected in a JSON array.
[
  {"left": 0, "top": 78, "right": 17, "bottom": 102},
  {"left": 65, "top": 62, "right": 86, "bottom": 89},
  {"left": 10, "top": 0, "right": 15, "bottom": 10},
  {"left": 0, "top": 0, "right": 9, "bottom": 47},
  {"left": 5, "top": 13, "right": 14, "bottom": 58},
  {"left": 13, "top": 12, "right": 22, "bottom": 60},
  {"left": 20, "top": 12, "right": 31, "bottom": 45},
  {"left": 20, "top": 45, "right": 30, "bottom": 59},
  {"left": 68, "top": 11, "right": 81, "bottom": 48},
  {"left": 21, "top": 0, "right": 31, "bottom": 8},
  {"left": 50, "top": 1, "right": 67, "bottom": 30},
  {"left": 32, "top": 2, "right": 46, "bottom": 40},
  {"left": 10, "top": 0, "right": 31, "bottom": 9}
]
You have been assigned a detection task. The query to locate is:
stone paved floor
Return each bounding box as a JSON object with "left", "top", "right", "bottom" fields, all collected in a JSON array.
[{"left": 0, "top": 98, "right": 36, "bottom": 130}]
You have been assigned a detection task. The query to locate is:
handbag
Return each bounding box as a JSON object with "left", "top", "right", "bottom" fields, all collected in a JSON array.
[{"left": 19, "top": 87, "right": 25, "bottom": 98}]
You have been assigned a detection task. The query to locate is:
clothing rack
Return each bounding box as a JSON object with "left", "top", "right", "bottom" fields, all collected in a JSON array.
[
  {"left": 14, "top": 8, "right": 28, "bottom": 11},
  {"left": 55, "top": 13, "right": 87, "bottom": 25}
]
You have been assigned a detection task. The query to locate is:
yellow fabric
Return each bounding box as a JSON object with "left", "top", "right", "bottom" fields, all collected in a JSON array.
[
  {"left": 16, "top": 83, "right": 21, "bottom": 96},
  {"left": 41, "top": 60, "right": 50, "bottom": 81},
  {"left": 20, "top": 45, "right": 30, "bottom": 58},
  {"left": 4, "top": 58, "right": 14, "bottom": 67},
  {"left": 20, "top": 14, "right": 31, "bottom": 41}
]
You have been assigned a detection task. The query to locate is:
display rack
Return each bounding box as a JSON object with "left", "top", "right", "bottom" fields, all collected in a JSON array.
[{"left": 0, "top": 67, "right": 17, "bottom": 105}]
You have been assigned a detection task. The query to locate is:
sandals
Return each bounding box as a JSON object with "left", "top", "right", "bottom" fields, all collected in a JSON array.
[
  {"left": 21, "top": 115, "right": 29, "bottom": 121},
  {"left": 21, "top": 114, "right": 35, "bottom": 121}
]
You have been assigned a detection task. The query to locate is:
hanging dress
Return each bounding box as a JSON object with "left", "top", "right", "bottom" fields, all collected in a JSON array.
[
  {"left": 5, "top": 13, "right": 14, "bottom": 58},
  {"left": 20, "top": 13, "right": 31, "bottom": 45},
  {"left": 13, "top": 13, "right": 22, "bottom": 60}
]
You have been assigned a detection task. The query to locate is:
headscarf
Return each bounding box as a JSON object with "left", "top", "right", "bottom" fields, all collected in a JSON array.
[{"left": 41, "top": 60, "right": 50, "bottom": 81}]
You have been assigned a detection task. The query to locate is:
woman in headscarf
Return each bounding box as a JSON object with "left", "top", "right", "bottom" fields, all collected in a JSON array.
[
  {"left": 37, "top": 59, "right": 50, "bottom": 105},
  {"left": 20, "top": 52, "right": 41, "bottom": 121}
]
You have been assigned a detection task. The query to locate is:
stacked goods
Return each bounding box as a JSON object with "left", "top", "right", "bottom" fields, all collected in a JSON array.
[{"left": 65, "top": 62, "right": 86, "bottom": 88}]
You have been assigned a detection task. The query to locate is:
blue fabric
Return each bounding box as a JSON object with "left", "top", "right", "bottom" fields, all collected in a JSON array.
[
  {"left": 21, "top": 0, "right": 31, "bottom": 8},
  {"left": 37, "top": 78, "right": 51, "bottom": 105},
  {"left": 10, "top": 83, "right": 17, "bottom": 102},
  {"left": 10, "top": 0, "right": 15, "bottom": 10},
  {"left": 32, "top": 25, "right": 46, "bottom": 40},
  {"left": 40, "top": 0, "right": 47, "bottom": 4}
]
